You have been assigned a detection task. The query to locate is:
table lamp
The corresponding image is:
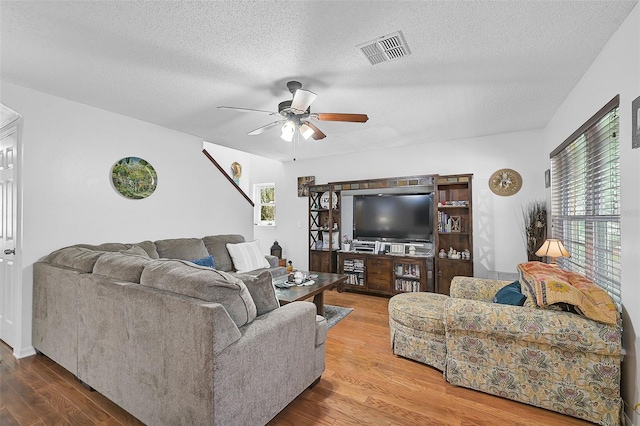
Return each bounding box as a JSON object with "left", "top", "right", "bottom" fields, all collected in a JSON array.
[{"left": 535, "top": 239, "right": 571, "bottom": 264}]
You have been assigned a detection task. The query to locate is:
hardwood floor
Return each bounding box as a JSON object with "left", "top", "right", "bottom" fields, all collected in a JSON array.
[{"left": 0, "top": 290, "right": 592, "bottom": 425}]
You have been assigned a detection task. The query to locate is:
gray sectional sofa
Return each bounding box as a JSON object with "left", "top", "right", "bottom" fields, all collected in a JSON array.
[{"left": 33, "top": 235, "right": 327, "bottom": 426}]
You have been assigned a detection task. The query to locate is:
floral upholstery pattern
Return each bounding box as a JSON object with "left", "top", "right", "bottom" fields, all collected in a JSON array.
[
  {"left": 388, "top": 292, "right": 449, "bottom": 371},
  {"left": 445, "top": 276, "right": 623, "bottom": 426}
]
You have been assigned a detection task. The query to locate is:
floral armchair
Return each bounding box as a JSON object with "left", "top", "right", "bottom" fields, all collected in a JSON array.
[{"left": 444, "top": 275, "right": 623, "bottom": 426}]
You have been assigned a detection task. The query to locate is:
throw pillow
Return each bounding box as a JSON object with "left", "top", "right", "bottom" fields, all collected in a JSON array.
[
  {"left": 226, "top": 240, "right": 270, "bottom": 273},
  {"left": 94, "top": 252, "right": 154, "bottom": 283},
  {"left": 190, "top": 255, "right": 216, "bottom": 269},
  {"left": 517, "top": 261, "right": 618, "bottom": 325},
  {"left": 140, "top": 260, "right": 257, "bottom": 327},
  {"left": 236, "top": 271, "right": 280, "bottom": 315},
  {"left": 493, "top": 281, "right": 526, "bottom": 306}
]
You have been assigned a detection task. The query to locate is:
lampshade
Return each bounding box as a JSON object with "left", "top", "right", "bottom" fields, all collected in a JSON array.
[
  {"left": 535, "top": 239, "right": 571, "bottom": 263},
  {"left": 299, "top": 123, "right": 315, "bottom": 140},
  {"left": 280, "top": 120, "right": 296, "bottom": 142}
]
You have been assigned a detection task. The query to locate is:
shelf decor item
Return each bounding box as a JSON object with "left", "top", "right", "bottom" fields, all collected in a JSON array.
[
  {"left": 270, "top": 241, "right": 282, "bottom": 259},
  {"left": 111, "top": 157, "right": 157, "bottom": 199},
  {"left": 489, "top": 168, "right": 522, "bottom": 196},
  {"left": 522, "top": 200, "right": 547, "bottom": 261},
  {"left": 320, "top": 191, "right": 338, "bottom": 209}
]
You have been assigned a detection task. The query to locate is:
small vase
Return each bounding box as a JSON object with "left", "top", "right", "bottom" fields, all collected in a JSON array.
[{"left": 343, "top": 243, "right": 351, "bottom": 252}]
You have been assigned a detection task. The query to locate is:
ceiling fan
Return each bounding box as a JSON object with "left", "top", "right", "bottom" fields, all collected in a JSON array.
[{"left": 218, "top": 81, "right": 368, "bottom": 142}]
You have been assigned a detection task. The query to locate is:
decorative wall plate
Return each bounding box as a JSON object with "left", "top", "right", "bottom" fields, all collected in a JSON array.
[
  {"left": 320, "top": 191, "right": 338, "bottom": 209},
  {"left": 111, "top": 157, "right": 157, "bottom": 199},
  {"left": 489, "top": 168, "right": 522, "bottom": 196}
]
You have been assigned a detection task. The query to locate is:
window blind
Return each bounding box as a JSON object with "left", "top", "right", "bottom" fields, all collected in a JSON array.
[{"left": 550, "top": 96, "right": 621, "bottom": 305}]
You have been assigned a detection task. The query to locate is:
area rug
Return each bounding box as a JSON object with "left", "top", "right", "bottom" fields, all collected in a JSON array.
[{"left": 323, "top": 305, "right": 353, "bottom": 329}]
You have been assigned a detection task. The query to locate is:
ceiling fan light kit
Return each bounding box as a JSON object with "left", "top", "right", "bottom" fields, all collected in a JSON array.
[{"left": 218, "top": 80, "right": 368, "bottom": 143}]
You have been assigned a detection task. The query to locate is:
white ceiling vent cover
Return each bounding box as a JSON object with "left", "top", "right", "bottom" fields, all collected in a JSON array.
[{"left": 358, "top": 31, "right": 411, "bottom": 65}]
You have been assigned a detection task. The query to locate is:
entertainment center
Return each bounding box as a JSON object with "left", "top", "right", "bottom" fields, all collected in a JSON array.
[{"left": 307, "top": 174, "right": 473, "bottom": 296}]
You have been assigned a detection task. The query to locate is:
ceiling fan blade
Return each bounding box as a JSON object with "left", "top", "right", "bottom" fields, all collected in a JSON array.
[
  {"left": 247, "top": 121, "right": 284, "bottom": 135},
  {"left": 218, "top": 106, "right": 279, "bottom": 115},
  {"left": 316, "top": 113, "right": 369, "bottom": 123},
  {"left": 290, "top": 89, "right": 317, "bottom": 114},
  {"left": 305, "top": 122, "right": 326, "bottom": 140}
]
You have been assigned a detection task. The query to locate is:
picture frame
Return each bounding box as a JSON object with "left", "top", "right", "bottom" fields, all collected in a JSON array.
[
  {"left": 633, "top": 95, "right": 640, "bottom": 149},
  {"left": 544, "top": 169, "right": 551, "bottom": 188},
  {"left": 297, "top": 175, "right": 315, "bottom": 197}
]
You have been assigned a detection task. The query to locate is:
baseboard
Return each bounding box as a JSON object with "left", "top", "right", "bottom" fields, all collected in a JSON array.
[{"left": 13, "top": 345, "right": 36, "bottom": 359}]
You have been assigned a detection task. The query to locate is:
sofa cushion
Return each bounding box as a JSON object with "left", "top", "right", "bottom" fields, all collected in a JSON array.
[
  {"left": 235, "top": 271, "right": 279, "bottom": 315},
  {"left": 190, "top": 255, "right": 216, "bottom": 269},
  {"left": 140, "top": 260, "right": 257, "bottom": 327},
  {"left": 518, "top": 261, "right": 618, "bottom": 325},
  {"left": 202, "top": 234, "right": 245, "bottom": 272},
  {"left": 93, "top": 252, "right": 154, "bottom": 283},
  {"left": 154, "top": 238, "right": 209, "bottom": 260},
  {"left": 120, "top": 245, "right": 149, "bottom": 257},
  {"left": 133, "top": 240, "right": 159, "bottom": 259},
  {"left": 46, "top": 246, "right": 105, "bottom": 272},
  {"left": 226, "top": 240, "right": 270, "bottom": 274},
  {"left": 493, "top": 281, "right": 526, "bottom": 306}
]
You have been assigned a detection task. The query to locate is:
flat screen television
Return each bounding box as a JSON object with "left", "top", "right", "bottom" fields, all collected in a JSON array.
[{"left": 353, "top": 193, "right": 433, "bottom": 242}]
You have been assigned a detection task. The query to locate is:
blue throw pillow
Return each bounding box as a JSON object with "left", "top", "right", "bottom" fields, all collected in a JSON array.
[
  {"left": 190, "top": 255, "right": 215, "bottom": 269},
  {"left": 493, "top": 280, "right": 526, "bottom": 306}
]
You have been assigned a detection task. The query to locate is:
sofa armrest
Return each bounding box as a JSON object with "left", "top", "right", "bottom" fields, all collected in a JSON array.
[
  {"left": 444, "top": 297, "right": 622, "bottom": 356},
  {"left": 450, "top": 276, "right": 512, "bottom": 302}
]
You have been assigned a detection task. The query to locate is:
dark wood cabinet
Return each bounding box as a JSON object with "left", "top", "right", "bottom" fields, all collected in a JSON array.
[
  {"left": 366, "top": 256, "right": 392, "bottom": 294},
  {"left": 308, "top": 173, "right": 472, "bottom": 294},
  {"left": 435, "top": 174, "right": 474, "bottom": 295},
  {"left": 339, "top": 252, "right": 434, "bottom": 296},
  {"left": 309, "top": 250, "right": 337, "bottom": 274}
]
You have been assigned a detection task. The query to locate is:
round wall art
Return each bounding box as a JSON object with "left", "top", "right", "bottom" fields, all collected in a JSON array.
[
  {"left": 111, "top": 157, "right": 157, "bottom": 199},
  {"left": 489, "top": 168, "right": 522, "bottom": 196}
]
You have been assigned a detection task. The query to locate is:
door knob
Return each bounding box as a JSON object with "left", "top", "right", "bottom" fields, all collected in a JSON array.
[{"left": 4, "top": 249, "right": 15, "bottom": 255}]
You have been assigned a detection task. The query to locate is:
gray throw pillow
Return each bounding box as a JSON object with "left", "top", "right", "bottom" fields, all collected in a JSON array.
[
  {"left": 140, "top": 260, "right": 257, "bottom": 327},
  {"left": 94, "top": 252, "right": 153, "bottom": 283},
  {"left": 236, "top": 271, "right": 280, "bottom": 315}
]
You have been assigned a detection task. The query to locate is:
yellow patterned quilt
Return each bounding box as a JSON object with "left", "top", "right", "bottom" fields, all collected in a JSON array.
[{"left": 518, "top": 261, "right": 618, "bottom": 325}]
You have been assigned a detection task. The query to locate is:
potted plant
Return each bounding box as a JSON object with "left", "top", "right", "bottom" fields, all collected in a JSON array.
[
  {"left": 343, "top": 235, "right": 352, "bottom": 252},
  {"left": 521, "top": 200, "right": 547, "bottom": 261}
]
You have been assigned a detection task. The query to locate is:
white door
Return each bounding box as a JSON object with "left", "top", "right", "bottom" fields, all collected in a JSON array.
[{"left": 0, "top": 110, "right": 20, "bottom": 350}]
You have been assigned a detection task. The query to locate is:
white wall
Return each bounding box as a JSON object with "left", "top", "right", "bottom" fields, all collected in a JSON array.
[
  {"left": 1, "top": 81, "right": 256, "bottom": 356},
  {"left": 202, "top": 141, "right": 252, "bottom": 197},
  {"left": 542, "top": 4, "right": 640, "bottom": 422},
  {"left": 273, "top": 129, "right": 547, "bottom": 277}
]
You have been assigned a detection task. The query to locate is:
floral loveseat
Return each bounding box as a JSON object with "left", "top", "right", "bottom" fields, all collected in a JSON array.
[{"left": 390, "top": 262, "right": 623, "bottom": 426}]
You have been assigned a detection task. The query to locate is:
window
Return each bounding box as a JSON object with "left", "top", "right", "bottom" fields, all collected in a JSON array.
[
  {"left": 254, "top": 183, "right": 275, "bottom": 226},
  {"left": 550, "top": 96, "right": 621, "bottom": 304}
]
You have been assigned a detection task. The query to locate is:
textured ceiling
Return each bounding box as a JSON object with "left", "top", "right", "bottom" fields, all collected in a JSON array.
[{"left": 1, "top": 1, "right": 637, "bottom": 162}]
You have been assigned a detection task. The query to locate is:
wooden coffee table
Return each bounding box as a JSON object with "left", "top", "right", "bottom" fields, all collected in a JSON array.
[{"left": 274, "top": 271, "right": 346, "bottom": 316}]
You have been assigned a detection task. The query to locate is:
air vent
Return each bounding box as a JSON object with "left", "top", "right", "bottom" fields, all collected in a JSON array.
[{"left": 357, "top": 31, "right": 411, "bottom": 65}]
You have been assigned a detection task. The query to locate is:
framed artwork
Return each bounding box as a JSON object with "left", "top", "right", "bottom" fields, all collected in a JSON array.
[
  {"left": 297, "top": 176, "right": 315, "bottom": 197},
  {"left": 111, "top": 157, "right": 157, "bottom": 199},
  {"left": 544, "top": 169, "right": 551, "bottom": 188},
  {"left": 633, "top": 95, "right": 640, "bottom": 149}
]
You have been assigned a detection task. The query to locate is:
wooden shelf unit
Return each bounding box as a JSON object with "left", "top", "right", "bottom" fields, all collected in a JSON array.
[
  {"left": 435, "top": 174, "right": 474, "bottom": 295},
  {"left": 308, "top": 185, "right": 340, "bottom": 273},
  {"left": 338, "top": 252, "right": 434, "bottom": 297},
  {"left": 307, "top": 173, "right": 471, "bottom": 295}
]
